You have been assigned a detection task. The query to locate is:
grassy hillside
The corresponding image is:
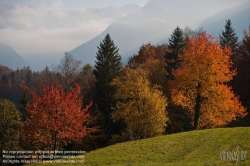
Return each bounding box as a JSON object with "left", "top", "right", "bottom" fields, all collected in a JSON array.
[{"left": 31, "top": 127, "right": 250, "bottom": 165}]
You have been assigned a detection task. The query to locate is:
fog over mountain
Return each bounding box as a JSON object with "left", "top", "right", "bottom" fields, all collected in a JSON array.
[
  {"left": 0, "top": 1, "right": 142, "bottom": 71},
  {"left": 0, "top": 43, "right": 29, "bottom": 70},
  {"left": 0, "top": 0, "right": 249, "bottom": 71},
  {"left": 201, "top": 1, "right": 250, "bottom": 40},
  {"left": 70, "top": 0, "right": 250, "bottom": 65}
]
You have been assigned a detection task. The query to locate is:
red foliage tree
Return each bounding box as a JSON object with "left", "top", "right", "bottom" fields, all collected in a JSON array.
[{"left": 19, "top": 83, "right": 95, "bottom": 150}]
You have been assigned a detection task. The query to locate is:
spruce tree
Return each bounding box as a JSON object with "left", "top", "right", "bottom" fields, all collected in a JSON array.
[
  {"left": 165, "top": 26, "right": 192, "bottom": 133},
  {"left": 165, "top": 26, "right": 185, "bottom": 80},
  {"left": 219, "top": 19, "right": 238, "bottom": 59},
  {"left": 93, "top": 34, "right": 122, "bottom": 136},
  {"left": 25, "top": 66, "right": 32, "bottom": 84}
]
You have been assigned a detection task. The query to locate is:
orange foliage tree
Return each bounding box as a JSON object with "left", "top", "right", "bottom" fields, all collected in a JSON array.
[
  {"left": 170, "top": 31, "right": 247, "bottom": 129},
  {"left": 19, "top": 83, "right": 95, "bottom": 150},
  {"left": 128, "top": 43, "right": 157, "bottom": 68},
  {"left": 127, "top": 43, "right": 167, "bottom": 92}
]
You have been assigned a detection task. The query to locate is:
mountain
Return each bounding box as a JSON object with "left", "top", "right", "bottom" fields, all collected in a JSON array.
[
  {"left": 22, "top": 52, "right": 63, "bottom": 72},
  {"left": 0, "top": 43, "right": 29, "bottom": 70},
  {"left": 200, "top": 1, "right": 250, "bottom": 40},
  {"left": 69, "top": 0, "right": 249, "bottom": 65},
  {"left": 87, "top": 4, "right": 141, "bottom": 18},
  {"left": 0, "top": 2, "right": 142, "bottom": 71}
]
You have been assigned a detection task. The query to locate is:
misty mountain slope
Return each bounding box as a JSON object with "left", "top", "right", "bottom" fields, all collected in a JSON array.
[
  {"left": 0, "top": 2, "right": 142, "bottom": 71},
  {"left": 70, "top": 19, "right": 167, "bottom": 64},
  {"left": 0, "top": 43, "right": 29, "bottom": 70},
  {"left": 87, "top": 4, "right": 141, "bottom": 18},
  {"left": 201, "top": 1, "right": 250, "bottom": 39},
  {"left": 69, "top": 0, "right": 249, "bottom": 65}
]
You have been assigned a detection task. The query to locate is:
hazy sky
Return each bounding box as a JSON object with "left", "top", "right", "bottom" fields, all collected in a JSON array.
[
  {"left": 0, "top": 0, "right": 148, "bottom": 57},
  {"left": 5, "top": 0, "right": 149, "bottom": 9},
  {"left": 0, "top": 0, "right": 248, "bottom": 69}
]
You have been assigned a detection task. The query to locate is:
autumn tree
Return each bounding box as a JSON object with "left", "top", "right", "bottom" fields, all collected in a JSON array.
[
  {"left": 139, "top": 58, "right": 167, "bottom": 91},
  {"left": 93, "top": 33, "right": 122, "bottom": 136},
  {"left": 0, "top": 100, "right": 23, "bottom": 163},
  {"left": 127, "top": 43, "right": 167, "bottom": 92},
  {"left": 219, "top": 19, "right": 239, "bottom": 59},
  {"left": 170, "top": 31, "right": 246, "bottom": 129},
  {"left": 78, "top": 64, "right": 95, "bottom": 105},
  {"left": 126, "top": 42, "right": 189, "bottom": 134},
  {"left": 126, "top": 44, "right": 170, "bottom": 135},
  {"left": 38, "top": 66, "right": 55, "bottom": 86},
  {"left": 128, "top": 43, "right": 167, "bottom": 69},
  {"left": 57, "top": 52, "right": 82, "bottom": 92},
  {"left": 239, "top": 25, "right": 250, "bottom": 57},
  {"left": 19, "top": 83, "right": 95, "bottom": 150},
  {"left": 111, "top": 68, "right": 168, "bottom": 140},
  {"left": 128, "top": 43, "right": 157, "bottom": 69},
  {"left": 183, "top": 26, "right": 193, "bottom": 42}
]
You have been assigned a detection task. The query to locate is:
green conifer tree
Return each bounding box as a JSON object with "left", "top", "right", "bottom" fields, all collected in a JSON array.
[
  {"left": 219, "top": 19, "right": 239, "bottom": 58},
  {"left": 165, "top": 26, "right": 192, "bottom": 133},
  {"left": 93, "top": 34, "right": 122, "bottom": 137},
  {"left": 165, "top": 26, "right": 185, "bottom": 80}
]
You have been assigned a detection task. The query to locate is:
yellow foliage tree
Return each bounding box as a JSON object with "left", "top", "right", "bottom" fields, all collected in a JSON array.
[
  {"left": 139, "top": 58, "right": 167, "bottom": 92},
  {"left": 111, "top": 68, "right": 168, "bottom": 140},
  {"left": 0, "top": 100, "right": 22, "bottom": 157},
  {"left": 170, "top": 31, "right": 247, "bottom": 129}
]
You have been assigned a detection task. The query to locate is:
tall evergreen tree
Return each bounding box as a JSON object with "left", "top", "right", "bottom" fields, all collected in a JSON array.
[
  {"left": 165, "top": 26, "right": 192, "bottom": 133},
  {"left": 219, "top": 19, "right": 239, "bottom": 59},
  {"left": 93, "top": 34, "right": 122, "bottom": 137},
  {"left": 25, "top": 66, "right": 32, "bottom": 84},
  {"left": 165, "top": 26, "right": 185, "bottom": 80}
]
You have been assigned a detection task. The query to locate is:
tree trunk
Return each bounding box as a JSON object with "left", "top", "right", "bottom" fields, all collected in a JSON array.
[
  {"left": 53, "top": 132, "right": 57, "bottom": 154},
  {"left": 194, "top": 82, "right": 202, "bottom": 129}
]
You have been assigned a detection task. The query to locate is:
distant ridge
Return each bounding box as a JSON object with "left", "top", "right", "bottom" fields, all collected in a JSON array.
[
  {"left": 0, "top": 43, "right": 29, "bottom": 70},
  {"left": 201, "top": 1, "right": 250, "bottom": 40},
  {"left": 69, "top": 0, "right": 249, "bottom": 65}
]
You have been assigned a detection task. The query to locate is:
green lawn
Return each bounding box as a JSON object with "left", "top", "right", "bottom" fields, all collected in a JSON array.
[{"left": 31, "top": 127, "right": 250, "bottom": 165}]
